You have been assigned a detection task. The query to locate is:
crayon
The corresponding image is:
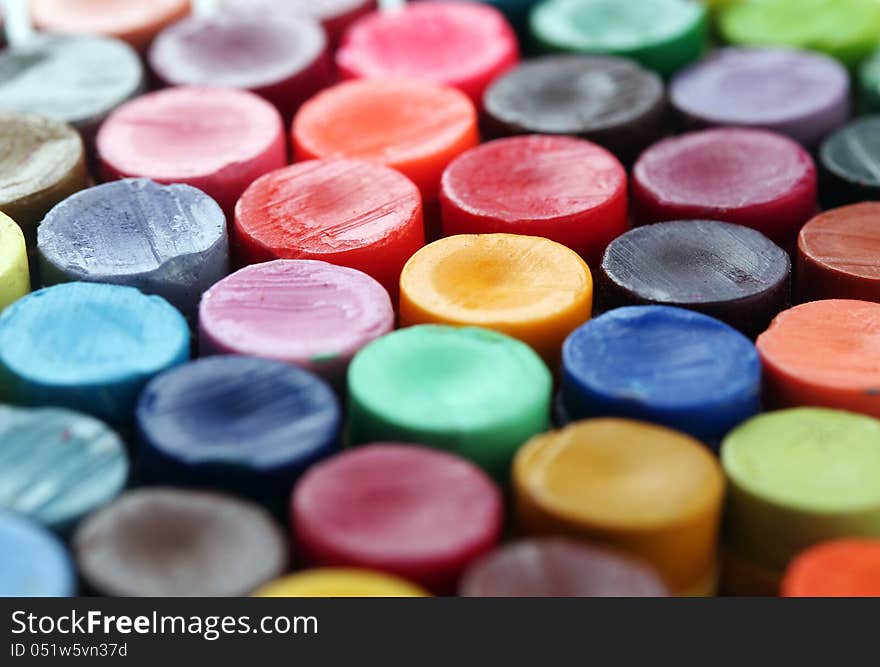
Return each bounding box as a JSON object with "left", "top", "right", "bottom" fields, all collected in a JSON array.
[
  {"left": 292, "top": 443, "right": 503, "bottom": 593},
  {"left": 199, "top": 260, "right": 394, "bottom": 385},
  {"left": 38, "top": 179, "right": 229, "bottom": 319},
  {"left": 73, "top": 488, "right": 287, "bottom": 596}
]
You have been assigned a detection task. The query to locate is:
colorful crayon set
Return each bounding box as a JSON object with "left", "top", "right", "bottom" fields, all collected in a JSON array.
[{"left": 2, "top": 0, "right": 880, "bottom": 599}]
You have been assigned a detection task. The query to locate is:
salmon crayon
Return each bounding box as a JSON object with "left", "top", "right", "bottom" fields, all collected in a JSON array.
[
  {"left": 757, "top": 300, "right": 880, "bottom": 417},
  {"left": 30, "top": 0, "right": 191, "bottom": 52},
  {"left": 292, "top": 79, "right": 478, "bottom": 201},
  {"left": 782, "top": 540, "right": 880, "bottom": 597},
  {"left": 798, "top": 204, "right": 880, "bottom": 303},
  {"left": 233, "top": 160, "right": 423, "bottom": 299}
]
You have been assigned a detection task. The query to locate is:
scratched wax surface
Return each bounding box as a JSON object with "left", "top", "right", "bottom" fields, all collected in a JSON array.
[
  {"left": 0, "top": 405, "right": 128, "bottom": 532},
  {"left": 37, "top": 178, "right": 229, "bottom": 315},
  {"left": 2, "top": 0, "right": 880, "bottom": 600}
]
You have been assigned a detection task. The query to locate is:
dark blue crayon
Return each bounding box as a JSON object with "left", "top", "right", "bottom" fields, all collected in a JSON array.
[{"left": 135, "top": 356, "right": 341, "bottom": 513}]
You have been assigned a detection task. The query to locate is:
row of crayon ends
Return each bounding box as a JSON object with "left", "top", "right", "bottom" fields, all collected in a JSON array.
[{"left": 4, "top": 0, "right": 880, "bottom": 598}]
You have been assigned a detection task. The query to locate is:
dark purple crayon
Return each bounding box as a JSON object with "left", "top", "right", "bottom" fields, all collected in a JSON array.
[
  {"left": 670, "top": 47, "right": 850, "bottom": 147},
  {"left": 598, "top": 220, "right": 791, "bottom": 337},
  {"left": 483, "top": 55, "right": 665, "bottom": 163}
]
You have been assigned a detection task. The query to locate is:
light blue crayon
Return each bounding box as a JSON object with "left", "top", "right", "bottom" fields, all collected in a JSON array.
[
  {"left": 0, "top": 282, "right": 190, "bottom": 425},
  {"left": 0, "top": 404, "right": 128, "bottom": 534},
  {"left": 0, "top": 514, "right": 75, "bottom": 597}
]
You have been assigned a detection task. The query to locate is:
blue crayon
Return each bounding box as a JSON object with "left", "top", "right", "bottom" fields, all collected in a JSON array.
[
  {"left": 0, "top": 405, "right": 128, "bottom": 534},
  {"left": 0, "top": 515, "right": 75, "bottom": 597},
  {"left": 38, "top": 179, "right": 229, "bottom": 319},
  {"left": 561, "top": 306, "right": 761, "bottom": 446},
  {"left": 136, "top": 356, "right": 341, "bottom": 512},
  {"left": 0, "top": 282, "right": 190, "bottom": 425}
]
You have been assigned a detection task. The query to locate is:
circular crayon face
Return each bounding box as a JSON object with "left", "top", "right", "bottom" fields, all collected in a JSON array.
[
  {"left": 220, "top": 0, "right": 377, "bottom": 43},
  {"left": 632, "top": 127, "right": 817, "bottom": 245},
  {"left": 293, "top": 444, "right": 503, "bottom": 593},
  {"left": 561, "top": 306, "right": 761, "bottom": 444},
  {"left": 782, "top": 539, "right": 880, "bottom": 597},
  {"left": 721, "top": 408, "right": 880, "bottom": 567},
  {"left": 399, "top": 233, "right": 593, "bottom": 366},
  {"left": 513, "top": 418, "right": 724, "bottom": 593},
  {"left": 149, "top": 14, "right": 330, "bottom": 119},
  {"left": 97, "top": 86, "right": 286, "bottom": 213},
  {"left": 254, "top": 569, "right": 428, "bottom": 598},
  {"left": 347, "top": 325, "right": 552, "bottom": 479},
  {"left": 459, "top": 538, "right": 669, "bottom": 597},
  {"left": 74, "top": 488, "right": 288, "bottom": 596},
  {"left": 0, "top": 515, "right": 75, "bottom": 597},
  {"left": 439, "top": 135, "right": 627, "bottom": 265},
  {"left": 0, "top": 282, "right": 190, "bottom": 424},
  {"left": 798, "top": 203, "right": 880, "bottom": 302},
  {"left": 859, "top": 48, "right": 880, "bottom": 113},
  {"left": 38, "top": 179, "right": 228, "bottom": 318},
  {"left": 483, "top": 55, "right": 665, "bottom": 160},
  {"left": 0, "top": 112, "right": 86, "bottom": 242},
  {"left": 136, "top": 356, "right": 341, "bottom": 506},
  {"left": 0, "top": 34, "right": 144, "bottom": 132},
  {"left": 30, "top": 0, "right": 191, "bottom": 52},
  {"left": 670, "top": 47, "right": 849, "bottom": 146},
  {"left": 820, "top": 117, "right": 880, "bottom": 207},
  {"left": 336, "top": 2, "right": 519, "bottom": 104},
  {"left": 292, "top": 79, "right": 478, "bottom": 199},
  {"left": 199, "top": 260, "right": 394, "bottom": 382},
  {"left": 757, "top": 299, "right": 880, "bottom": 418},
  {"left": 600, "top": 220, "right": 791, "bottom": 336},
  {"left": 530, "top": 0, "right": 708, "bottom": 76},
  {"left": 233, "top": 159, "right": 424, "bottom": 297},
  {"left": 0, "top": 212, "right": 29, "bottom": 312},
  {"left": 718, "top": 0, "right": 880, "bottom": 69},
  {"left": 0, "top": 405, "right": 128, "bottom": 533}
]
